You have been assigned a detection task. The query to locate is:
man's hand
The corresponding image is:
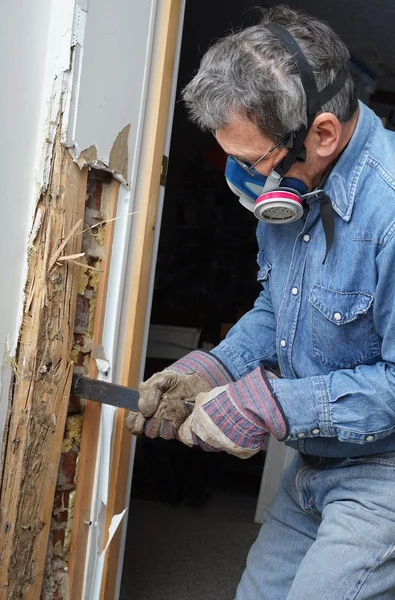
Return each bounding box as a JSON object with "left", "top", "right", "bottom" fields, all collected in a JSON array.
[
  {"left": 137, "top": 369, "right": 210, "bottom": 418},
  {"left": 126, "top": 394, "right": 191, "bottom": 439},
  {"left": 125, "top": 350, "right": 234, "bottom": 439},
  {"left": 178, "top": 367, "right": 289, "bottom": 459}
]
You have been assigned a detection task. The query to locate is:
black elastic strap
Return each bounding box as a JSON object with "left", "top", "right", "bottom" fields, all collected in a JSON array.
[
  {"left": 318, "top": 68, "right": 348, "bottom": 107},
  {"left": 264, "top": 23, "right": 321, "bottom": 115},
  {"left": 263, "top": 24, "right": 349, "bottom": 178},
  {"left": 278, "top": 124, "right": 310, "bottom": 176},
  {"left": 319, "top": 193, "right": 335, "bottom": 264}
]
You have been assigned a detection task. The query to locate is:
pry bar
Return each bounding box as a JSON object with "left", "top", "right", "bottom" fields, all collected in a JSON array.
[{"left": 71, "top": 373, "right": 140, "bottom": 411}]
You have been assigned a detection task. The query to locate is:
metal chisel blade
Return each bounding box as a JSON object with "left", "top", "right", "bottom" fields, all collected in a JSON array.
[{"left": 71, "top": 373, "right": 140, "bottom": 411}]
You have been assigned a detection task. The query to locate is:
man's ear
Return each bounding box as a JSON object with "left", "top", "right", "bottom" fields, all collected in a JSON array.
[{"left": 310, "top": 112, "right": 342, "bottom": 158}]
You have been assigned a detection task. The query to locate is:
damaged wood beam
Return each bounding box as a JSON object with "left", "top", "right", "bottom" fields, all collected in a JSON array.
[
  {"left": 68, "top": 177, "right": 120, "bottom": 600},
  {"left": 0, "top": 135, "right": 88, "bottom": 599}
]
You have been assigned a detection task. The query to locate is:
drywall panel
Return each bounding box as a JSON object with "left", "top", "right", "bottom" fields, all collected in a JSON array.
[
  {"left": 68, "top": 0, "right": 157, "bottom": 185},
  {"left": 0, "top": 0, "right": 75, "bottom": 459}
]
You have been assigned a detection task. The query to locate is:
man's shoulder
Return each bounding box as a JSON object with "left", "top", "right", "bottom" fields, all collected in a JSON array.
[
  {"left": 366, "top": 119, "right": 395, "bottom": 192},
  {"left": 353, "top": 122, "right": 395, "bottom": 246}
]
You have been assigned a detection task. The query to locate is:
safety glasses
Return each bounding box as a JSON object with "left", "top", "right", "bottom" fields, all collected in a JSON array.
[{"left": 231, "top": 133, "right": 291, "bottom": 176}]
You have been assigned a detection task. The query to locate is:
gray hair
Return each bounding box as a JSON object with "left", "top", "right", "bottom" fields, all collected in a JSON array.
[{"left": 182, "top": 5, "right": 358, "bottom": 142}]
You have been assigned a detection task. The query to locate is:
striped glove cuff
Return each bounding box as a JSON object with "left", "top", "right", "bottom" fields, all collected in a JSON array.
[
  {"left": 226, "top": 366, "right": 289, "bottom": 442},
  {"left": 169, "top": 350, "right": 235, "bottom": 389}
]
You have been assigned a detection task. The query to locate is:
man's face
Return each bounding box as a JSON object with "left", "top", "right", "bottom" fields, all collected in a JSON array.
[
  {"left": 215, "top": 116, "right": 290, "bottom": 177},
  {"left": 215, "top": 110, "right": 356, "bottom": 192}
]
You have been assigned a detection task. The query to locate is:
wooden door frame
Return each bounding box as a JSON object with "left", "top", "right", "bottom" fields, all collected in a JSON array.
[{"left": 97, "top": 1, "right": 184, "bottom": 597}]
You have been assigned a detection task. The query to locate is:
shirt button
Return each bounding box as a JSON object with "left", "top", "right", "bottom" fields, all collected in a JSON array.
[
  {"left": 311, "top": 428, "right": 320, "bottom": 435},
  {"left": 333, "top": 312, "right": 342, "bottom": 321},
  {"left": 297, "top": 432, "right": 306, "bottom": 439},
  {"left": 291, "top": 287, "right": 299, "bottom": 296},
  {"left": 280, "top": 339, "right": 287, "bottom": 348},
  {"left": 303, "top": 234, "right": 311, "bottom": 242},
  {"left": 365, "top": 435, "right": 374, "bottom": 442}
]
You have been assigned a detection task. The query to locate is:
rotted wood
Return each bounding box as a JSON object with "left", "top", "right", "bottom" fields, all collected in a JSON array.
[
  {"left": 0, "top": 136, "right": 88, "bottom": 599},
  {"left": 68, "top": 178, "right": 119, "bottom": 600}
]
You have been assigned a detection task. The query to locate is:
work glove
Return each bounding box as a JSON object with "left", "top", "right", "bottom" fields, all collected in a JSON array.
[
  {"left": 125, "top": 350, "right": 234, "bottom": 438},
  {"left": 178, "top": 366, "right": 289, "bottom": 459}
]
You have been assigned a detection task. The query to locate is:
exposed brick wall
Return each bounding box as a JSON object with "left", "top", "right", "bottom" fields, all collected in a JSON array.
[{"left": 41, "top": 169, "right": 113, "bottom": 600}]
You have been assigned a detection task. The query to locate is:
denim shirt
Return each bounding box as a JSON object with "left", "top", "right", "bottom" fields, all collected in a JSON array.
[{"left": 212, "top": 101, "right": 395, "bottom": 457}]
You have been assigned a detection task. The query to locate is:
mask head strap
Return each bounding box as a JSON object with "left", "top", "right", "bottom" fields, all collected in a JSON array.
[{"left": 263, "top": 23, "right": 348, "bottom": 177}]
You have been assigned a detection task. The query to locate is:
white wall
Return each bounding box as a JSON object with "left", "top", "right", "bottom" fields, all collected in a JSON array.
[
  {"left": 67, "top": 0, "right": 157, "bottom": 187},
  {"left": 0, "top": 0, "right": 75, "bottom": 456}
]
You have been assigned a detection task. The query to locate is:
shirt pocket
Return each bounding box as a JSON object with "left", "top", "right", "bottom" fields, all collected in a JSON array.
[
  {"left": 257, "top": 252, "right": 272, "bottom": 283},
  {"left": 309, "top": 284, "right": 380, "bottom": 369}
]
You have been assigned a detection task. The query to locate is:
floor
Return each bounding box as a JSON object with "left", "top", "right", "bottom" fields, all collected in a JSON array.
[{"left": 120, "top": 439, "right": 263, "bottom": 600}]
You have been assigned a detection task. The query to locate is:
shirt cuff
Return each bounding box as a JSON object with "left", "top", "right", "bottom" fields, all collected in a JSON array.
[{"left": 270, "top": 375, "right": 335, "bottom": 441}]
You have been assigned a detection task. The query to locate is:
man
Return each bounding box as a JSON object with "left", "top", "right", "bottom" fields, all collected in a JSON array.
[{"left": 127, "top": 5, "right": 395, "bottom": 599}]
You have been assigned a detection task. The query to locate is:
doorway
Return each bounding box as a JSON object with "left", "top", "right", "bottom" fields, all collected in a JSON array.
[{"left": 120, "top": 1, "right": 395, "bottom": 598}]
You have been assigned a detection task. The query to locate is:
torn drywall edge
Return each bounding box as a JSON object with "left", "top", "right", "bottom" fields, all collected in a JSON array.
[
  {"left": 108, "top": 124, "right": 131, "bottom": 182},
  {"left": 66, "top": 139, "right": 131, "bottom": 188},
  {"left": 81, "top": 439, "right": 125, "bottom": 600},
  {"left": 89, "top": 509, "right": 127, "bottom": 600}
]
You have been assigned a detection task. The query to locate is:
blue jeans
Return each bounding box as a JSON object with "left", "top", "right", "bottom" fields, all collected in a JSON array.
[{"left": 236, "top": 453, "right": 395, "bottom": 600}]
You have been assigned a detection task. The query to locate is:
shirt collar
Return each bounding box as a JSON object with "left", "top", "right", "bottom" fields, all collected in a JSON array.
[{"left": 319, "top": 101, "right": 377, "bottom": 222}]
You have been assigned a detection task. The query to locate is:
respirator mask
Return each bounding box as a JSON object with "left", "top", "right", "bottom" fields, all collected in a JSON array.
[{"left": 224, "top": 23, "right": 348, "bottom": 258}]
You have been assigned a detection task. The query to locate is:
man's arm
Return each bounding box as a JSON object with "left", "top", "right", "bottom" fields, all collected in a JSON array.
[
  {"left": 178, "top": 230, "right": 395, "bottom": 456},
  {"left": 212, "top": 279, "right": 278, "bottom": 379}
]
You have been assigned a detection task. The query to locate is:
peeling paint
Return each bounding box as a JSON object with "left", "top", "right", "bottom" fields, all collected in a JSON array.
[
  {"left": 75, "top": 144, "right": 98, "bottom": 170},
  {"left": 109, "top": 124, "right": 130, "bottom": 182}
]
